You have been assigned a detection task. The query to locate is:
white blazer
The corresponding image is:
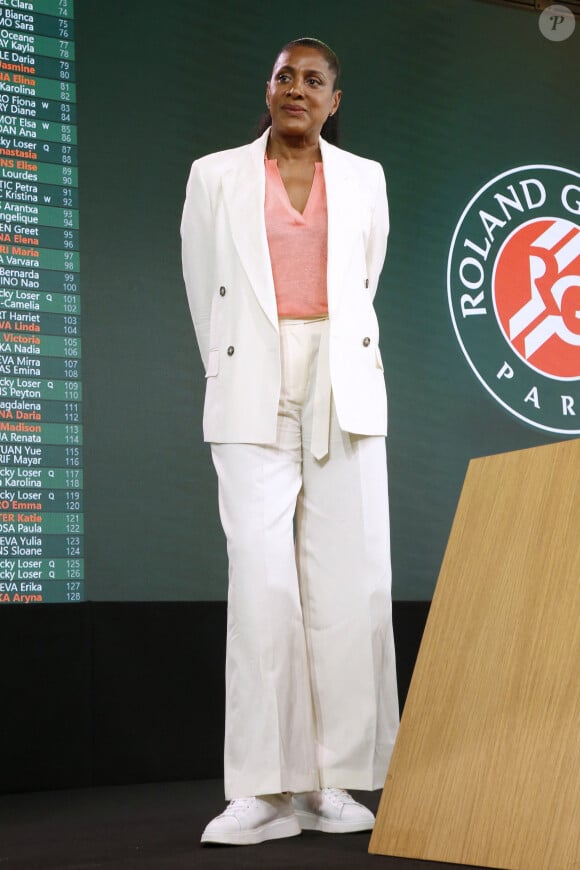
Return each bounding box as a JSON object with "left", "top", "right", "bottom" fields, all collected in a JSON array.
[{"left": 181, "top": 128, "right": 389, "bottom": 444}]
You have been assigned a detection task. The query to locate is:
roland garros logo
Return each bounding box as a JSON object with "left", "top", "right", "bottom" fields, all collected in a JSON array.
[{"left": 448, "top": 165, "right": 580, "bottom": 434}]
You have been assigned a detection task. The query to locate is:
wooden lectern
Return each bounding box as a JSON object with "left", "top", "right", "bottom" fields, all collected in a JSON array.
[{"left": 370, "top": 439, "right": 580, "bottom": 870}]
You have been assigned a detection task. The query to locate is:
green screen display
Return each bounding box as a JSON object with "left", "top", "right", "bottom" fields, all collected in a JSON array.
[{"left": 0, "top": 0, "right": 578, "bottom": 603}]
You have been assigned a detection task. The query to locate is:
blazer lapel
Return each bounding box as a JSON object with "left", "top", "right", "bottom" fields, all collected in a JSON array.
[
  {"left": 221, "top": 130, "right": 279, "bottom": 329},
  {"left": 320, "top": 137, "right": 362, "bottom": 313},
  {"left": 220, "top": 131, "right": 361, "bottom": 326}
]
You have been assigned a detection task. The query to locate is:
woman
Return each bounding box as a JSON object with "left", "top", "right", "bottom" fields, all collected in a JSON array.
[{"left": 181, "top": 37, "right": 399, "bottom": 846}]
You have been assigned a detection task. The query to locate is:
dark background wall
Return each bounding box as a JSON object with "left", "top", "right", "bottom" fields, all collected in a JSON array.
[
  {"left": 1, "top": 0, "right": 578, "bottom": 793},
  {"left": 0, "top": 600, "right": 428, "bottom": 791}
]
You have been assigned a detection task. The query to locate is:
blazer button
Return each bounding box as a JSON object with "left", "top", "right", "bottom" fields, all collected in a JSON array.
[
  {"left": 362, "top": 337, "right": 371, "bottom": 347},
  {"left": 219, "top": 286, "right": 226, "bottom": 297},
  {"left": 365, "top": 278, "right": 369, "bottom": 288},
  {"left": 227, "top": 345, "right": 235, "bottom": 356}
]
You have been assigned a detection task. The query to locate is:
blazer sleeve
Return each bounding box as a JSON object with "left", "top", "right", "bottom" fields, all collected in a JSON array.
[
  {"left": 366, "top": 163, "right": 389, "bottom": 302},
  {"left": 180, "top": 159, "right": 214, "bottom": 371}
]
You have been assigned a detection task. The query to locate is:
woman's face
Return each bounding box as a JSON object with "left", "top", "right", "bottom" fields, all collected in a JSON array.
[{"left": 266, "top": 45, "right": 341, "bottom": 142}]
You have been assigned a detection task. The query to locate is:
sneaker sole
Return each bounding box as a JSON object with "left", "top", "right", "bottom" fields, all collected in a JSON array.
[
  {"left": 201, "top": 814, "right": 301, "bottom": 846},
  {"left": 294, "top": 810, "right": 374, "bottom": 834}
]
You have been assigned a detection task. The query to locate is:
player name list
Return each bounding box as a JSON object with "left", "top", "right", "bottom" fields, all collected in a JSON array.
[{"left": 0, "top": 0, "right": 82, "bottom": 603}]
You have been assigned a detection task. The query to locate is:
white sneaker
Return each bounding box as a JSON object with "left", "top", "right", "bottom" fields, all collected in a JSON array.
[
  {"left": 292, "top": 788, "right": 375, "bottom": 833},
  {"left": 200, "top": 793, "right": 301, "bottom": 845}
]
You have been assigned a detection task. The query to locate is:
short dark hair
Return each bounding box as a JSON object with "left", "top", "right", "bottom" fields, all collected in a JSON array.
[{"left": 256, "top": 37, "right": 341, "bottom": 145}]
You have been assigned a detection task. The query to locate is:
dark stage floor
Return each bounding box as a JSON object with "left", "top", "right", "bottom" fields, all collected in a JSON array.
[{"left": 0, "top": 778, "right": 486, "bottom": 870}]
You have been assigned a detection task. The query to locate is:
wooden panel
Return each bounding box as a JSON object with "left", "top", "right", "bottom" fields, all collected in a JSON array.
[{"left": 370, "top": 439, "right": 580, "bottom": 870}]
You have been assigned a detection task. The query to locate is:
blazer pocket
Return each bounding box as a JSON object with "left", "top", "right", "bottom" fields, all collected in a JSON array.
[{"left": 205, "top": 348, "right": 219, "bottom": 378}]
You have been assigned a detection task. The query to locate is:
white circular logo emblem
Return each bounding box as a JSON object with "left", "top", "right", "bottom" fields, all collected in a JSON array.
[
  {"left": 447, "top": 165, "right": 580, "bottom": 434},
  {"left": 538, "top": 4, "right": 576, "bottom": 41}
]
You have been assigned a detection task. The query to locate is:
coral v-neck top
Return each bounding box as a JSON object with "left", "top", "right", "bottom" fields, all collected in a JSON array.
[{"left": 264, "top": 158, "right": 328, "bottom": 318}]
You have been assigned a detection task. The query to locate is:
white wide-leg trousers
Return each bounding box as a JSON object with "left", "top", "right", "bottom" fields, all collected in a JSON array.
[{"left": 211, "top": 318, "right": 399, "bottom": 800}]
